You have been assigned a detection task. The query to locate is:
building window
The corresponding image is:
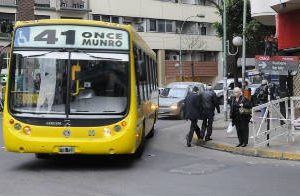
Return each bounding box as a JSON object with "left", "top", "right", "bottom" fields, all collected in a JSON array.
[
  {"left": 149, "top": 19, "right": 157, "bottom": 32},
  {"left": 111, "top": 16, "right": 119, "bottom": 23},
  {"left": 61, "top": 16, "right": 82, "bottom": 19},
  {"left": 92, "top": 14, "right": 101, "bottom": 21},
  {"left": 35, "top": 15, "right": 50, "bottom": 20},
  {"left": 0, "top": 13, "right": 15, "bottom": 35},
  {"left": 166, "top": 21, "right": 174, "bottom": 32},
  {"left": 157, "top": 20, "right": 165, "bottom": 32},
  {"left": 102, "top": 15, "right": 110, "bottom": 22},
  {"left": 201, "top": 26, "right": 206, "bottom": 35}
]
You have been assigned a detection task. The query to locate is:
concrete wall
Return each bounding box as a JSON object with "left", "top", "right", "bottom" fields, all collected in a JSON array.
[
  {"left": 250, "top": 0, "right": 276, "bottom": 26},
  {"left": 139, "top": 32, "right": 222, "bottom": 51},
  {"left": 90, "top": 0, "right": 220, "bottom": 23}
]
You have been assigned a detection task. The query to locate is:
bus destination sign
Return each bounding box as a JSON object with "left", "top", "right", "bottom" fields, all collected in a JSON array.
[{"left": 13, "top": 25, "right": 129, "bottom": 50}]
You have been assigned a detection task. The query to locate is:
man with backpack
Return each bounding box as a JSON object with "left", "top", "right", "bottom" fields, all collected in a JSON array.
[{"left": 254, "top": 80, "right": 269, "bottom": 117}]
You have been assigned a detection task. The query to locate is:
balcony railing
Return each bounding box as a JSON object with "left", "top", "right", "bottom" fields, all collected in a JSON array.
[
  {"left": 60, "top": 0, "right": 89, "bottom": 10},
  {"left": 0, "top": 0, "right": 17, "bottom": 6},
  {"left": 35, "top": 0, "right": 50, "bottom": 8}
]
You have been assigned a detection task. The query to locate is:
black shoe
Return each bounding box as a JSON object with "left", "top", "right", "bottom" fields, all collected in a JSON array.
[
  {"left": 205, "top": 138, "right": 212, "bottom": 142},
  {"left": 186, "top": 135, "right": 191, "bottom": 147},
  {"left": 241, "top": 144, "right": 248, "bottom": 147},
  {"left": 236, "top": 144, "right": 242, "bottom": 147}
]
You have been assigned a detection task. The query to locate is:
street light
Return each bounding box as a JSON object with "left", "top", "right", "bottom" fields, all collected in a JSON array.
[
  {"left": 223, "top": 0, "right": 247, "bottom": 121},
  {"left": 227, "top": 36, "right": 243, "bottom": 56},
  {"left": 179, "top": 14, "right": 205, "bottom": 81},
  {"left": 223, "top": 36, "right": 243, "bottom": 121}
]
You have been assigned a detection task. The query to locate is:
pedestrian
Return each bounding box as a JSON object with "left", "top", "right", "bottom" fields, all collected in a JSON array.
[
  {"left": 254, "top": 79, "right": 269, "bottom": 117},
  {"left": 184, "top": 86, "right": 202, "bottom": 147},
  {"left": 230, "top": 87, "right": 252, "bottom": 147},
  {"left": 200, "top": 86, "right": 220, "bottom": 141}
]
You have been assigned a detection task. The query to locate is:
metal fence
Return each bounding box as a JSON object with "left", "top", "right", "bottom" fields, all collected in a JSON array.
[{"left": 252, "top": 97, "right": 291, "bottom": 147}]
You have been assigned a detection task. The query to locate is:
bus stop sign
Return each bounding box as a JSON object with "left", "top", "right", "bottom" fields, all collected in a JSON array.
[{"left": 255, "top": 55, "right": 299, "bottom": 76}]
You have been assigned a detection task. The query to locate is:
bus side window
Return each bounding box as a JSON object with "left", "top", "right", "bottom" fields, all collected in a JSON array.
[
  {"left": 154, "top": 61, "right": 158, "bottom": 88},
  {"left": 133, "top": 46, "right": 141, "bottom": 105},
  {"left": 151, "top": 59, "right": 155, "bottom": 90},
  {"left": 146, "top": 55, "right": 152, "bottom": 95},
  {"left": 139, "top": 49, "right": 146, "bottom": 101},
  {"left": 143, "top": 53, "right": 149, "bottom": 100}
]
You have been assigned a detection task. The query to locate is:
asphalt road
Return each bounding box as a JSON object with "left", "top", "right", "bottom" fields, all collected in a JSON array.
[{"left": 1, "top": 116, "right": 300, "bottom": 196}]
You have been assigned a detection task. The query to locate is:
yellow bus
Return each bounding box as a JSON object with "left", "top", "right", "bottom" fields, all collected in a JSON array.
[{"left": 2, "top": 19, "right": 158, "bottom": 158}]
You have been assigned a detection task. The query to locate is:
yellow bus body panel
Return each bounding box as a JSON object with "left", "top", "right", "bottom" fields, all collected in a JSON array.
[{"left": 3, "top": 19, "right": 156, "bottom": 155}]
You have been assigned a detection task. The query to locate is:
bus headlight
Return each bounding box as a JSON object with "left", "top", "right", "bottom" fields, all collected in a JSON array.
[
  {"left": 23, "top": 126, "right": 31, "bottom": 135},
  {"left": 114, "top": 125, "right": 121, "bottom": 132},
  {"left": 170, "top": 103, "right": 178, "bottom": 110},
  {"left": 151, "top": 104, "right": 158, "bottom": 110},
  {"left": 103, "top": 128, "right": 112, "bottom": 137},
  {"left": 14, "top": 123, "right": 22, "bottom": 130}
]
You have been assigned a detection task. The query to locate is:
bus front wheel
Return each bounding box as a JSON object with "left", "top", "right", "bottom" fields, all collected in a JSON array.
[
  {"left": 35, "top": 153, "right": 51, "bottom": 159},
  {"left": 134, "top": 127, "right": 145, "bottom": 159},
  {"left": 146, "top": 124, "right": 155, "bottom": 139}
]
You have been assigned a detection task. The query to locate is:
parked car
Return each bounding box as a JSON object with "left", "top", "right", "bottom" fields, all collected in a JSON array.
[
  {"left": 159, "top": 82, "right": 205, "bottom": 119},
  {"left": 213, "top": 78, "right": 249, "bottom": 104}
]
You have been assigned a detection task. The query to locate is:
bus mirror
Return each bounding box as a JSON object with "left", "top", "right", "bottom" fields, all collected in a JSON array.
[{"left": 138, "top": 60, "right": 147, "bottom": 81}]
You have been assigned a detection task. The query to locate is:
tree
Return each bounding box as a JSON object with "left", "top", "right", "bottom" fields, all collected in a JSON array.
[{"left": 210, "top": 0, "right": 275, "bottom": 83}]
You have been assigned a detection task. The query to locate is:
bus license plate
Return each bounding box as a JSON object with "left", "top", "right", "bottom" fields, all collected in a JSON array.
[{"left": 58, "top": 147, "right": 75, "bottom": 154}]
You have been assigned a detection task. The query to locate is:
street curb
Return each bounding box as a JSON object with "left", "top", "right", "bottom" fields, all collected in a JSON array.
[{"left": 195, "top": 140, "right": 300, "bottom": 161}]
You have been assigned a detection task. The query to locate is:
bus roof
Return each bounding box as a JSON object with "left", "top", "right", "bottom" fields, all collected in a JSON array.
[{"left": 14, "top": 19, "right": 156, "bottom": 59}]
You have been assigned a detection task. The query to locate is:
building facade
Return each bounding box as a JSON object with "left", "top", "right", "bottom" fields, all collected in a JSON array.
[
  {"left": 0, "top": 0, "right": 222, "bottom": 86},
  {"left": 250, "top": 0, "right": 300, "bottom": 96}
]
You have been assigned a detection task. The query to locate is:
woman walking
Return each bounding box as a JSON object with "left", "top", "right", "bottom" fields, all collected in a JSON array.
[{"left": 230, "top": 87, "right": 252, "bottom": 147}]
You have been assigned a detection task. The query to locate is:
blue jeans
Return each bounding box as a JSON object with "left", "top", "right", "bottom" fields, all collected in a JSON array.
[{"left": 260, "top": 102, "right": 267, "bottom": 118}]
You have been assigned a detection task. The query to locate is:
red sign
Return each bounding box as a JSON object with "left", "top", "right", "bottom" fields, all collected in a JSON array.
[
  {"left": 255, "top": 56, "right": 299, "bottom": 62},
  {"left": 276, "top": 10, "right": 300, "bottom": 50}
]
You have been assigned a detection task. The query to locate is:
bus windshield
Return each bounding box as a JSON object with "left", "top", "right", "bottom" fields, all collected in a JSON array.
[{"left": 9, "top": 50, "right": 129, "bottom": 117}]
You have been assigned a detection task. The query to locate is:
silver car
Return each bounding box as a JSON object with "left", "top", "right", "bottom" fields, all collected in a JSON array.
[{"left": 159, "top": 82, "right": 205, "bottom": 119}]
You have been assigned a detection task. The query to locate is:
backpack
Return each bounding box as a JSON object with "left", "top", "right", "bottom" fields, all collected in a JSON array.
[{"left": 257, "top": 85, "right": 268, "bottom": 101}]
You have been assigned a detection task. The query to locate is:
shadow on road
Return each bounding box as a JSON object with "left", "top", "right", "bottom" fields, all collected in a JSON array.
[
  {"left": 13, "top": 155, "right": 137, "bottom": 172},
  {"left": 158, "top": 116, "right": 183, "bottom": 121}
]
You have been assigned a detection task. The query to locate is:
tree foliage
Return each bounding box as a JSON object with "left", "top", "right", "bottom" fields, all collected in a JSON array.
[{"left": 212, "top": 0, "right": 275, "bottom": 57}]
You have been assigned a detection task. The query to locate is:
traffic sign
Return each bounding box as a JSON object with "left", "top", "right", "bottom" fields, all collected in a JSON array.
[{"left": 255, "top": 55, "right": 299, "bottom": 76}]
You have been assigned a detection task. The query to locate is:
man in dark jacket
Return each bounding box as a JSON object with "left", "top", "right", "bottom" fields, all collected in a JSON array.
[
  {"left": 253, "top": 80, "right": 269, "bottom": 117},
  {"left": 184, "top": 86, "right": 202, "bottom": 147},
  {"left": 200, "top": 86, "right": 220, "bottom": 141}
]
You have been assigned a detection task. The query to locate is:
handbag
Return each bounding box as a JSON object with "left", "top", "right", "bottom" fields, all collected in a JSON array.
[
  {"left": 239, "top": 97, "right": 252, "bottom": 115},
  {"left": 239, "top": 107, "right": 252, "bottom": 115}
]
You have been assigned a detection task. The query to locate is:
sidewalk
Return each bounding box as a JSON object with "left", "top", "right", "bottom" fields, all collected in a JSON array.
[{"left": 195, "top": 112, "right": 300, "bottom": 161}]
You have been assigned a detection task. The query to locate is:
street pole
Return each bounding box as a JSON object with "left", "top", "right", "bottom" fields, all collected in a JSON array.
[
  {"left": 223, "top": 0, "right": 228, "bottom": 121},
  {"left": 242, "top": 0, "right": 247, "bottom": 89},
  {"left": 179, "top": 25, "right": 183, "bottom": 82},
  {"left": 179, "top": 15, "right": 204, "bottom": 82}
]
